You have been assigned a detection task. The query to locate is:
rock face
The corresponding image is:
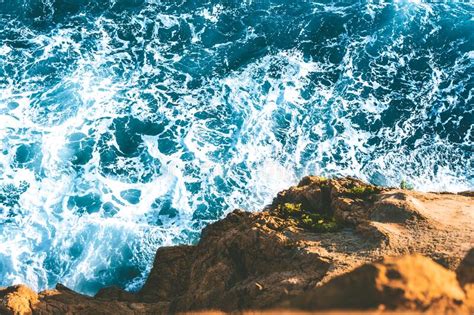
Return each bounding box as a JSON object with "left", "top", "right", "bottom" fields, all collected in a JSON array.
[{"left": 1, "top": 176, "right": 473, "bottom": 314}]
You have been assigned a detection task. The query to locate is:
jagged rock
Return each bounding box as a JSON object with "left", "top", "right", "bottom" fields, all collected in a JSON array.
[
  {"left": 0, "top": 285, "right": 38, "bottom": 315},
  {"left": 0, "top": 176, "right": 472, "bottom": 314},
  {"left": 149, "top": 209, "right": 333, "bottom": 312}
]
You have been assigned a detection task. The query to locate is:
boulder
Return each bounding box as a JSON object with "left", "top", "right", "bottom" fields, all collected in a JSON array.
[{"left": 290, "top": 254, "right": 468, "bottom": 313}]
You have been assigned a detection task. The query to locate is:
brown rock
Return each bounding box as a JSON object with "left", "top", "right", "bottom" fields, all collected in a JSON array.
[
  {"left": 34, "top": 284, "right": 167, "bottom": 314},
  {"left": 158, "top": 209, "right": 332, "bottom": 312},
  {"left": 0, "top": 285, "right": 39, "bottom": 315},
  {"left": 139, "top": 245, "right": 195, "bottom": 302},
  {"left": 290, "top": 254, "right": 467, "bottom": 313},
  {"left": 95, "top": 286, "right": 136, "bottom": 302}
]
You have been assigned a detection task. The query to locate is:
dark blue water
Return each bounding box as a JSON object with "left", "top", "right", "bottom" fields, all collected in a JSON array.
[{"left": 0, "top": 0, "right": 473, "bottom": 295}]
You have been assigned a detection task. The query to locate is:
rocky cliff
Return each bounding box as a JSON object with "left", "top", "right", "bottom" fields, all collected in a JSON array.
[{"left": 1, "top": 176, "right": 473, "bottom": 314}]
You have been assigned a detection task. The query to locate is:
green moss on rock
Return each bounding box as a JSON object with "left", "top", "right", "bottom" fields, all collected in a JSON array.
[
  {"left": 301, "top": 213, "right": 339, "bottom": 232},
  {"left": 275, "top": 202, "right": 341, "bottom": 233},
  {"left": 347, "top": 185, "right": 379, "bottom": 197},
  {"left": 279, "top": 202, "right": 302, "bottom": 218}
]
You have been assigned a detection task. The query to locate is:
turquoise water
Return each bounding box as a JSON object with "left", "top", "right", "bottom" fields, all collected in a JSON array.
[{"left": 0, "top": 0, "right": 473, "bottom": 295}]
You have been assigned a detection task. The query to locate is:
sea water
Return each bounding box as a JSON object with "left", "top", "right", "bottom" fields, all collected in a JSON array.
[{"left": 0, "top": 0, "right": 472, "bottom": 295}]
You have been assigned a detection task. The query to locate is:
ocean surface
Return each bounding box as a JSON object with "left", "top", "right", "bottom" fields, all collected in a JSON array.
[{"left": 0, "top": 0, "right": 473, "bottom": 295}]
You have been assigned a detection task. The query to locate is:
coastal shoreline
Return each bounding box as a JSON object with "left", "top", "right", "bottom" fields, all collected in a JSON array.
[{"left": 1, "top": 176, "right": 473, "bottom": 314}]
